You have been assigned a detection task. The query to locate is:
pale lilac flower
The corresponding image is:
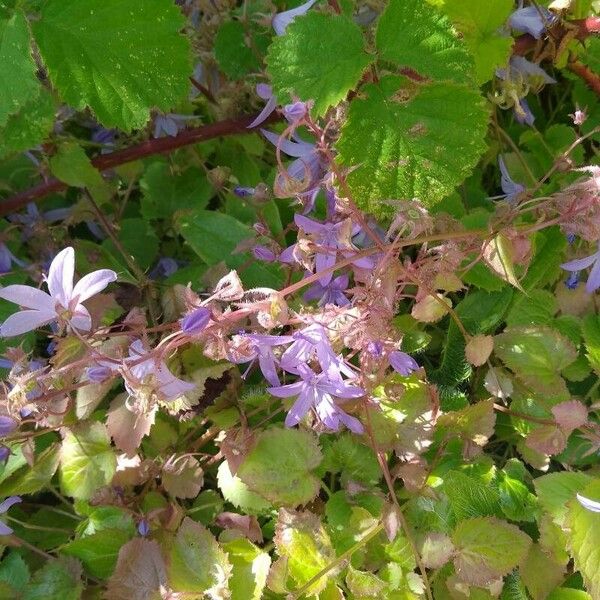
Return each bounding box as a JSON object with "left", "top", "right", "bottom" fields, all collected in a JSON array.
[
  {"left": 0, "top": 496, "right": 21, "bottom": 535},
  {"left": 87, "top": 366, "right": 112, "bottom": 383},
  {"left": 0, "top": 416, "right": 17, "bottom": 437},
  {"left": 283, "top": 101, "right": 307, "bottom": 123},
  {"left": 389, "top": 351, "right": 419, "bottom": 376},
  {"left": 496, "top": 156, "right": 526, "bottom": 203},
  {"left": 570, "top": 105, "right": 587, "bottom": 126},
  {"left": 0, "top": 247, "right": 117, "bottom": 337},
  {"left": 229, "top": 333, "right": 294, "bottom": 386},
  {"left": 273, "top": 0, "right": 317, "bottom": 35},
  {"left": 253, "top": 246, "right": 277, "bottom": 262},
  {"left": 262, "top": 129, "right": 324, "bottom": 197},
  {"left": 268, "top": 364, "right": 364, "bottom": 433},
  {"left": 497, "top": 56, "right": 556, "bottom": 86},
  {"left": 233, "top": 186, "right": 256, "bottom": 198},
  {"left": 137, "top": 519, "right": 150, "bottom": 536},
  {"left": 304, "top": 274, "right": 350, "bottom": 306},
  {"left": 180, "top": 307, "right": 211, "bottom": 335},
  {"left": 0, "top": 243, "right": 26, "bottom": 274},
  {"left": 565, "top": 271, "right": 580, "bottom": 289},
  {"left": 9, "top": 202, "right": 71, "bottom": 240},
  {"left": 509, "top": 5, "right": 556, "bottom": 39},
  {"left": 153, "top": 113, "right": 196, "bottom": 138},
  {"left": 515, "top": 98, "right": 535, "bottom": 126},
  {"left": 247, "top": 84, "right": 278, "bottom": 129},
  {"left": 561, "top": 244, "right": 600, "bottom": 294},
  {"left": 576, "top": 493, "right": 600, "bottom": 513}
]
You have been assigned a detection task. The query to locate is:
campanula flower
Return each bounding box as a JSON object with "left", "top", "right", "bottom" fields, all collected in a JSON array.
[
  {"left": 180, "top": 307, "right": 212, "bottom": 335},
  {"left": 561, "top": 243, "right": 600, "bottom": 294},
  {"left": 253, "top": 246, "right": 277, "bottom": 262},
  {"left": 268, "top": 363, "right": 364, "bottom": 433},
  {"left": 389, "top": 351, "right": 419, "bottom": 376},
  {"left": 137, "top": 519, "right": 150, "bottom": 536},
  {"left": 9, "top": 202, "right": 71, "bottom": 240},
  {"left": 576, "top": 493, "right": 600, "bottom": 512},
  {"left": 497, "top": 56, "right": 556, "bottom": 87},
  {"left": 496, "top": 156, "right": 526, "bottom": 203},
  {"left": 515, "top": 98, "right": 535, "bottom": 126},
  {"left": 272, "top": 0, "right": 317, "bottom": 36},
  {"left": 0, "top": 416, "right": 17, "bottom": 437},
  {"left": 304, "top": 274, "right": 350, "bottom": 307},
  {"left": 0, "top": 243, "right": 26, "bottom": 274},
  {"left": 565, "top": 271, "right": 580, "bottom": 289},
  {"left": 247, "top": 84, "right": 278, "bottom": 129},
  {"left": 509, "top": 4, "right": 556, "bottom": 39},
  {"left": 0, "top": 496, "right": 21, "bottom": 535},
  {"left": 153, "top": 113, "right": 197, "bottom": 138},
  {"left": 0, "top": 247, "right": 117, "bottom": 337}
]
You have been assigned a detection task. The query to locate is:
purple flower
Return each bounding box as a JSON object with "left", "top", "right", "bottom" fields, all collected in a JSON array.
[
  {"left": 0, "top": 416, "right": 17, "bottom": 437},
  {"left": 0, "top": 496, "right": 21, "bottom": 536},
  {"left": 283, "top": 101, "right": 307, "bottom": 123},
  {"left": 261, "top": 129, "right": 323, "bottom": 197},
  {"left": 149, "top": 257, "right": 180, "bottom": 280},
  {"left": 268, "top": 364, "right": 364, "bottom": 433},
  {"left": 87, "top": 366, "right": 112, "bottom": 383},
  {"left": 0, "top": 243, "right": 26, "bottom": 274},
  {"left": 9, "top": 203, "right": 71, "bottom": 240},
  {"left": 247, "top": 84, "right": 278, "bottom": 129},
  {"left": 229, "top": 333, "right": 294, "bottom": 386},
  {"left": 497, "top": 56, "right": 556, "bottom": 86},
  {"left": 153, "top": 113, "right": 196, "bottom": 138},
  {"left": 0, "top": 247, "right": 117, "bottom": 337},
  {"left": 253, "top": 246, "right": 277, "bottom": 262},
  {"left": 561, "top": 243, "right": 600, "bottom": 294},
  {"left": 497, "top": 156, "right": 526, "bottom": 203},
  {"left": 180, "top": 307, "right": 211, "bottom": 335},
  {"left": 304, "top": 274, "right": 350, "bottom": 306},
  {"left": 233, "top": 186, "right": 256, "bottom": 198},
  {"left": 576, "top": 493, "right": 600, "bottom": 513},
  {"left": 389, "top": 351, "right": 419, "bottom": 376},
  {"left": 509, "top": 5, "right": 556, "bottom": 39},
  {"left": 272, "top": 0, "right": 317, "bottom": 35},
  {"left": 137, "top": 519, "right": 150, "bottom": 536},
  {"left": 515, "top": 98, "right": 535, "bottom": 126},
  {"left": 0, "top": 446, "right": 10, "bottom": 464},
  {"left": 565, "top": 271, "right": 580, "bottom": 289}
]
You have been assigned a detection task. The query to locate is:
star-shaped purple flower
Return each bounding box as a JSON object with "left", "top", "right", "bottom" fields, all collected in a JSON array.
[{"left": 561, "top": 243, "right": 600, "bottom": 294}]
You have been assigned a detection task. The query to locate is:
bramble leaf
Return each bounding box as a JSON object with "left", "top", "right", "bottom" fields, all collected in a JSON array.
[{"left": 32, "top": 0, "right": 192, "bottom": 131}]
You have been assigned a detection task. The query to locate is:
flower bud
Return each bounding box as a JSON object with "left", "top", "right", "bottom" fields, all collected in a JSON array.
[
  {"left": 253, "top": 245, "right": 276, "bottom": 262},
  {"left": 180, "top": 307, "right": 211, "bottom": 335},
  {"left": 389, "top": 351, "right": 419, "bottom": 376}
]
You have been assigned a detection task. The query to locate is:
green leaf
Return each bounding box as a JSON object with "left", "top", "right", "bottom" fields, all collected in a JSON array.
[
  {"left": 336, "top": 77, "right": 489, "bottom": 215},
  {"left": 547, "top": 590, "right": 592, "bottom": 600},
  {"left": 443, "top": 470, "right": 503, "bottom": 522},
  {"left": 582, "top": 314, "right": 600, "bottom": 376},
  {"left": 215, "top": 21, "right": 261, "bottom": 80},
  {"left": 522, "top": 228, "right": 567, "bottom": 291},
  {"left": 442, "top": 0, "right": 513, "bottom": 84},
  {"left": 452, "top": 516, "right": 531, "bottom": 587},
  {"left": 565, "top": 480, "right": 600, "bottom": 599},
  {"left": 32, "top": 0, "right": 192, "bottom": 131},
  {"left": 321, "top": 434, "right": 380, "bottom": 488},
  {"left": 496, "top": 462, "right": 537, "bottom": 522},
  {"left": 23, "top": 558, "right": 83, "bottom": 600},
  {"left": 534, "top": 472, "right": 592, "bottom": 525},
  {"left": 103, "top": 217, "right": 159, "bottom": 271},
  {"left": 176, "top": 209, "right": 283, "bottom": 288},
  {"left": 520, "top": 543, "right": 566, "bottom": 600},
  {"left": 506, "top": 289, "right": 557, "bottom": 328},
  {"left": 166, "top": 516, "right": 231, "bottom": 594},
  {"left": 376, "top": 0, "right": 474, "bottom": 83},
  {"left": 0, "top": 553, "right": 29, "bottom": 594},
  {"left": 222, "top": 538, "right": 270, "bottom": 600},
  {"left": 266, "top": 12, "right": 372, "bottom": 117},
  {"left": 0, "top": 443, "right": 59, "bottom": 495},
  {"left": 274, "top": 508, "right": 336, "bottom": 596},
  {"left": 494, "top": 327, "right": 578, "bottom": 395},
  {"left": 0, "top": 11, "right": 40, "bottom": 125},
  {"left": 60, "top": 422, "right": 116, "bottom": 500},
  {"left": 217, "top": 461, "right": 272, "bottom": 515},
  {"left": 140, "top": 161, "right": 213, "bottom": 221},
  {"left": 237, "top": 427, "right": 322, "bottom": 506},
  {"left": 0, "top": 89, "right": 55, "bottom": 159},
  {"left": 62, "top": 528, "right": 134, "bottom": 580}
]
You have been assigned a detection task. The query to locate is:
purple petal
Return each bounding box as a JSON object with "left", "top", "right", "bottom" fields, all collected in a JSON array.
[
  {"left": 72, "top": 269, "right": 118, "bottom": 303},
  {"left": 156, "top": 365, "right": 196, "bottom": 400},
  {"left": 46, "top": 247, "right": 74, "bottom": 307},
  {"left": 515, "top": 98, "right": 535, "bottom": 126},
  {"left": 294, "top": 214, "right": 326, "bottom": 235},
  {"left": 0, "top": 496, "right": 21, "bottom": 514},
  {"left": 87, "top": 366, "right": 112, "bottom": 383},
  {"left": 0, "top": 522, "right": 13, "bottom": 536},
  {"left": 284, "top": 388, "right": 315, "bottom": 427},
  {"left": 585, "top": 255, "right": 600, "bottom": 293},
  {"left": 261, "top": 129, "right": 315, "bottom": 158},
  {"left": 510, "top": 56, "right": 556, "bottom": 84},
  {"left": 509, "top": 6, "right": 555, "bottom": 39},
  {"left": 0, "top": 285, "right": 54, "bottom": 311},
  {"left": 268, "top": 380, "right": 305, "bottom": 398},
  {"left": 247, "top": 95, "right": 278, "bottom": 129},
  {"left": 389, "top": 350, "right": 419, "bottom": 376},
  {"left": 258, "top": 353, "right": 280, "bottom": 386},
  {"left": 0, "top": 416, "right": 17, "bottom": 437},
  {"left": 0, "top": 309, "right": 56, "bottom": 337},
  {"left": 272, "top": 0, "right": 317, "bottom": 35},
  {"left": 561, "top": 253, "right": 598, "bottom": 272},
  {"left": 256, "top": 84, "right": 273, "bottom": 100},
  {"left": 180, "top": 307, "right": 211, "bottom": 335},
  {"left": 577, "top": 493, "right": 600, "bottom": 513}
]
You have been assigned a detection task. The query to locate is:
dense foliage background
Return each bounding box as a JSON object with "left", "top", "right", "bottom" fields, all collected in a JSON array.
[{"left": 0, "top": 0, "right": 600, "bottom": 598}]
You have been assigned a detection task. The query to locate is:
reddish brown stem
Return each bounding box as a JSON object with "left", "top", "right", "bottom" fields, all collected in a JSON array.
[
  {"left": 568, "top": 60, "right": 600, "bottom": 97},
  {"left": 0, "top": 112, "right": 281, "bottom": 217}
]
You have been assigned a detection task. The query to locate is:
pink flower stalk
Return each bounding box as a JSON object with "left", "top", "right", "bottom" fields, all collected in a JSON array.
[{"left": 0, "top": 247, "right": 117, "bottom": 337}]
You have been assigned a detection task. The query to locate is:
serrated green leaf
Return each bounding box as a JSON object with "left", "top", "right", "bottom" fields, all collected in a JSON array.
[
  {"left": 23, "top": 558, "right": 83, "bottom": 600},
  {"left": 266, "top": 12, "right": 372, "bottom": 117},
  {"left": 520, "top": 543, "right": 566, "bottom": 600},
  {"left": 215, "top": 21, "right": 262, "bottom": 80},
  {"left": 0, "top": 443, "right": 59, "bottom": 496},
  {"left": 452, "top": 517, "right": 531, "bottom": 587},
  {"left": 60, "top": 422, "right": 116, "bottom": 500},
  {"left": 582, "top": 314, "right": 600, "bottom": 376},
  {"left": 274, "top": 508, "right": 336, "bottom": 596},
  {"left": 176, "top": 209, "right": 283, "bottom": 289},
  {"left": 166, "top": 516, "right": 231, "bottom": 594},
  {"left": 222, "top": 538, "right": 270, "bottom": 600},
  {"left": 321, "top": 434, "right": 380, "bottom": 488},
  {"left": 103, "top": 217, "right": 159, "bottom": 271},
  {"left": 565, "top": 480, "right": 600, "bottom": 599},
  {"left": 0, "top": 89, "right": 55, "bottom": 159},
  {"left": 217, "top": 461, "right": 272, "bottom": 514},
  {"left": 506, "top": 289, "right": 557, "bottom": 328},
  {"left": 442, "top": 0, "right": 513, "bottom": 83},
  {"left": 376, "top": 0, "right": 474, "bottom": 83},
  {"left": 62, "top": 528, "right": 134, "bottom": 580},
  {"left": 522, "top": 228, "right": 567, "bottom": 291},
  {"left": 494, "top": 327, "right": 577, "bottom": 395},
  {"left": 32, "top": 0, "right": 191, "bottom": 131},
  {"left": 443, "top": 471, "right": 503, "bottom": 522},
  {"left": 0, "top": 553, "right": 29, "bottom": 594},
  {"left": 237, "top": 427, "right": 322, "bottom": 506},
  {"left": 336, "top": 77, "right": 489, "bottom": 215},
  {"left": 534, "top": 471, "right": 592, "bottom": 525},
  {"left": 0, "top": 11, "right": 40, "bottom": 125}
]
